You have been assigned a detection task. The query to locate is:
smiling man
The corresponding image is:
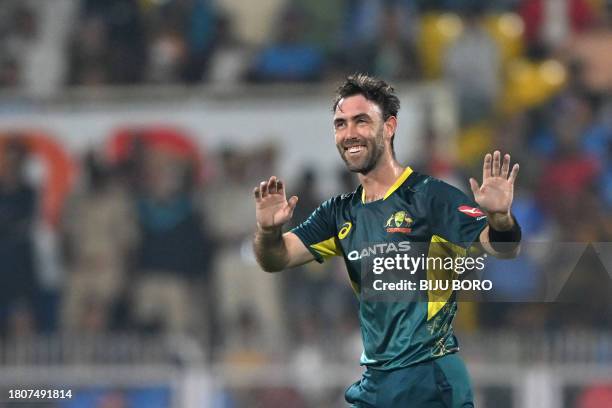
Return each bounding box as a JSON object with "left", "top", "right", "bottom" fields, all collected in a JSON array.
[{"left": 253, "top": 74, "right": 522, "bottom": 407}]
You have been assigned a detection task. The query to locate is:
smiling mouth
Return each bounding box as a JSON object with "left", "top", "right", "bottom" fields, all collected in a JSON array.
[{"left": 345, "top": 145, "right": 366, "bottom": 154}]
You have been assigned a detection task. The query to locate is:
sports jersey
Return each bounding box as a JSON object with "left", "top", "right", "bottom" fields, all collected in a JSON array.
[{"left": 291, "top": 167, "right": 487, "bottom": 370}]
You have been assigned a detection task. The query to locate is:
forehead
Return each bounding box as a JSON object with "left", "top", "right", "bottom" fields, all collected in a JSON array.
[{"left": 334, "top": 94, "right": 382, "bottom": 119}]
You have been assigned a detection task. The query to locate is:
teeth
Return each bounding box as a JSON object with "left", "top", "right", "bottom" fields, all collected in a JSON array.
[{"left": 348, "top": 146, "right": 363, "bottom": 153}]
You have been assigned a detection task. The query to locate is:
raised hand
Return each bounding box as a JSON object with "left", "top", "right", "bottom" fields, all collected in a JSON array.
[
  {"left": 469, "top": 151, "right": 519, "bottom": 228},
  {"left": 254, "top": 176, "right": 299, "bottom": 232}
]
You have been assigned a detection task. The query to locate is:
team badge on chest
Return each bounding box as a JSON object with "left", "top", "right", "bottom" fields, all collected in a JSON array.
[{"left": 385, "top": 210, "right": 413, "bottom": 233}]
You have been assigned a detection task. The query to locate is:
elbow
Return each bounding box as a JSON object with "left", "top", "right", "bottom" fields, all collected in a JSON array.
[
  {"left": 260, "top": 263, "right": 284, "bottom": 273},
  {"left": 507, "top": 243, "right": 521, "bottom": 259},
  {"left": 255, "top": 258, "right": 286, "bottom": 273}
]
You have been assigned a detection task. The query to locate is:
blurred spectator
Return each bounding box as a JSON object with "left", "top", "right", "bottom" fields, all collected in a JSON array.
[
  {"left": 561, "top": 3, "right": 612, "bottom": 93},
  {"left": 6, "top": 300, "right": 36, "bottom": 339},
  {"left": 519, "top": 0, "right": 595, "bottom": 51},
  {"left": 292, "top": 0, "right": 345, "bottom": 53},
  {"left": 223, "top": 307, "right": 270, "bottom": 367},
  {"left": 372, "top": 4, "right": 420, "bottom": 80},
  {"left": 0, "top": 0, "right": 75, "bottom": 94},
  {"left": 339, "top": 0, "right": 419, "bottom": 79},
  {"left": 282, "top": 168, "right": 327, "bottom": 334},
  {"left": 203, "top": 146, "right": 285, "bottom": 353},
  {"left": 0, "top": 58, "right": 19, "bottom": 88},
  {"left": 284, "top": 168, "right": 358, "bottom": 338},
  {"left": 207, "top": 14, "right": 251, "bottom": 85},
  {"left": 146, "top": 0, "right": 222, "bottom": 83},
  {"left": 67, "top": 17, "right": 110, "bottom": 86},
  {"left": 0, "top": 3, "right": 37, "bottom": 89},
  {"left": 131, "top": 147, "right": 213, "bottom": 334},
  {"left": 60, "top": 151, "right": 138, "bottom": 332},
  {"left": 180, "top": 0, "right": 222, "bottom": 82},
  {"left": 0, "top": 138, "right": 39, "bottom": 334},
  {"left": 443, "top": 4, "right": 502, "bottom": 126},
  {"left": 290, "top": 316, "right": 327, "bottom": 406},
  {"left": 248, "top": 5, "right": 324, "bottom": 82},
  {"left": 288, "top": 167, "right": 320, "bottom": 227},
  {"left": 69, "top": 0, "right": 147, "bottom": 85},
  {"left": 536, "top": 94, "right": 601, "bottom": 220},
  {"left": 147, "top": 25, "right": 187, "bottom": 84}
]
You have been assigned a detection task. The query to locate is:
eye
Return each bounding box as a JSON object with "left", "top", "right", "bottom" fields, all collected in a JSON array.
[{"left": 334, "top": 121, "right": 346, "bottom": 130}]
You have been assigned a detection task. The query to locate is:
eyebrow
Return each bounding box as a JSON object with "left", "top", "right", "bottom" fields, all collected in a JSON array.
[{"left": 333, "top": 113, "right": 372, "bottom": 125}]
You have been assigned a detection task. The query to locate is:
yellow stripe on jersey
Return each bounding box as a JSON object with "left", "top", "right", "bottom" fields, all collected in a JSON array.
[
  {"left": 426, "top": 234, "right": 467, "bottom": 320},
  {"left": 310, "top": 236, "right": 342, "bottom": 259},
  {"left": 361, "top": 167, "right": 414, "bottom": 204},
  {"left": 384, "top": 166, "right": 414, "bottom": 199}
]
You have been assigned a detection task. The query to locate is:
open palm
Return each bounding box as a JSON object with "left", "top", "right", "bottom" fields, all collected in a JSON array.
[
  {"left": 254, "top": 176, "right": 298, "bottom": 231},
  {"left": 469, "top": 151, "right": 519, "bottom": 216}
]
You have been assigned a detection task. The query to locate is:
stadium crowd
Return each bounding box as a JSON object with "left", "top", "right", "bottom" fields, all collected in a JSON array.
[{"left": 0, "top": 0, "right": 611, "bottom": 406}]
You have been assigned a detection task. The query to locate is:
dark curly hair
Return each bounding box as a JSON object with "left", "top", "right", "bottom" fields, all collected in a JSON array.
[{"left": 332, "top": 74, "right": 400, "bottom": 121}]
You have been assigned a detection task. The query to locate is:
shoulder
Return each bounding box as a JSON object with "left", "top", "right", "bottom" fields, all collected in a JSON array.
[
  {"left": 408, "top": 172, "right": 470, "bottom": 205},
  {"left": 322, "top": 188, "right": 361, "bottom": 210},
  {"left": 422, "top": 176, "right": 464, "bottom": 196}
]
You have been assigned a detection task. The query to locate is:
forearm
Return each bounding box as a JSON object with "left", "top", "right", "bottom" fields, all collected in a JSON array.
[{"left": 253, "top": 226, "right": 290, "bottom": 272}]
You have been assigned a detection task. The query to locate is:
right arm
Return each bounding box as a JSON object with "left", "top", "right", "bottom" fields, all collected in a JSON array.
[{"left": 253, "top": 176, "right": 315, "bottom": 272}]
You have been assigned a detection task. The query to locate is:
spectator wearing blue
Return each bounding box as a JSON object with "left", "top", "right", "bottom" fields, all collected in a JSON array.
[{"left": 248, "top": 5, "right": 324, "bottom": 82}]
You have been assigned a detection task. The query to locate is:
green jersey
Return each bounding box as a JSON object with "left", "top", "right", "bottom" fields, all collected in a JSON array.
[{"left": 291, "top": 167, "right": 487, "bottom": 370}]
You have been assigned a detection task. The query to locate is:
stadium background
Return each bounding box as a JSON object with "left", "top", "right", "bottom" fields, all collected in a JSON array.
[{"left": 0, "top": 0, "right": 611, "bottom": 407}]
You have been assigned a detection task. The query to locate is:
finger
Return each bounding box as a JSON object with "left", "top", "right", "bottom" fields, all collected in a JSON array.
[
  {"left": 276, "top": 179, "right": 285, "bottom": 194},
  {"left": 482, "top": 153, "right": 492, "bottom": 181},
  {"left": 267, "top": 176, "right": 277, "bottom": 194},
  {"left": 287, "top": 195, "right": 299, "bottom": 217},
  {"left": 492, "top": 150, "right": 501, "bottom": 177},
  {"left": 501, "top": 154, "right": 510, "bottom": 178},
  {"left": 508, "top": 163, "right": 520, "bottom": 185},
  {"left": 253, "top": 187, "right": 261, "bottom": 202},
  {"left": 259, "top": 181, "right": 268, "bottom": 198},
  {"left": 469, "top": 178, "right": 480, "bottom": 197}
]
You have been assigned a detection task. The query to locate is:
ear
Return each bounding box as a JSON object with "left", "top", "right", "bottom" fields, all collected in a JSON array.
[{"left": 384, "top": 116, "right": 397, "bottom": 141}]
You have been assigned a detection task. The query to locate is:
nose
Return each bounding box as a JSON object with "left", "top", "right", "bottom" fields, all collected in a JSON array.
[{"left": 344, "top": 121, "right": 362, "bottom": 141}]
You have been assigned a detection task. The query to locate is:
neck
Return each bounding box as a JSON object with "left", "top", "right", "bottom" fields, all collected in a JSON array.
[{"left": 358, "top": 155, "right": 405, "bottom": 202}]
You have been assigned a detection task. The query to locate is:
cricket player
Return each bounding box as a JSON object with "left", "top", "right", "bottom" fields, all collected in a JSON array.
[{"left": 253, "top": 74, "right": 521, "bottom": 407}]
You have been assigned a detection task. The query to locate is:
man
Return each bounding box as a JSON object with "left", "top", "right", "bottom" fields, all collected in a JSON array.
[{"left": 253, "top": 74, "right": 521, "bottom": 407}]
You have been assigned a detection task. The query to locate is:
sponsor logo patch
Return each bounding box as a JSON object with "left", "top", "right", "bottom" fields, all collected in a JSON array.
[
  {"left": 338, "top": 222, "right": 352, "bottom": 239},
  {"left": 458, "top": 205, "right": 486, "bottom": 219}
]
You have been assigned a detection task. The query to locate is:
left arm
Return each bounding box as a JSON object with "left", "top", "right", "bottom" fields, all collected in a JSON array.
[{"left": 469, "top": 151, "right": 521, "bottom": 259}]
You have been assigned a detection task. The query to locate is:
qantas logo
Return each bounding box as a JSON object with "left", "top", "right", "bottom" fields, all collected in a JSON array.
[{"left": 458, "top": 206, "right": 486, "bottom": 219}]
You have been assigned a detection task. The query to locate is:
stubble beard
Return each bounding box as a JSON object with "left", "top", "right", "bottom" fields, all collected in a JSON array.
[{"left": 338, "top": 128, "right": 386, "bottom": 175}]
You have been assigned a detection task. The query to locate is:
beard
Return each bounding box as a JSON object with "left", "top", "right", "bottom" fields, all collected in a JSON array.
[{"left": 337, "top": 128, "right": 386, "bottom": 174}]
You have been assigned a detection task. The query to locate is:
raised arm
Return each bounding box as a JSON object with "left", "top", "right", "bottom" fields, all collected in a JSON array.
[{"left": 253, "top": 176, "right": 315, "bottom": 272}]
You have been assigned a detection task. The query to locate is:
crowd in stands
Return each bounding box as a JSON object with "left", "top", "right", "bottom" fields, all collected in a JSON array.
[{"left": 0, "top": 0, "right": 607, "bottom": 89}]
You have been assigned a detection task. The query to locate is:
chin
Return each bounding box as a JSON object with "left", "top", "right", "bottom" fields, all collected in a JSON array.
[{"left": 346, "top": 161, "right": 374, "bottom": 174}]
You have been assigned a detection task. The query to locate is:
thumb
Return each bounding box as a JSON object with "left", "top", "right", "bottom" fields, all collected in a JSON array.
[
  {"left": 287, "top": 195, "right": 299, "bottom": 214},
  {"left": 469, "top": 178, "right": 480, "bottom": 197}
]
